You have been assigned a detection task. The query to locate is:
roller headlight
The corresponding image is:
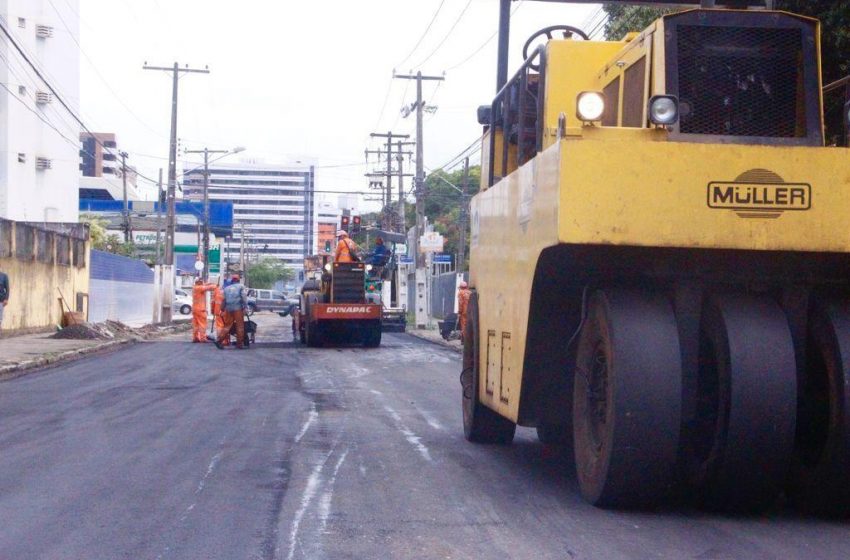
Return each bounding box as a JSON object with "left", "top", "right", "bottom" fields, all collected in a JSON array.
[
  {"left": 576, "top": 91, "right": 605, "bottom": 123},
  {"left": 324, "top": 263, "right": 331, "bottom": 272},
  {"left": 649, "top": 95, "right": 679, "bottom": 126}
]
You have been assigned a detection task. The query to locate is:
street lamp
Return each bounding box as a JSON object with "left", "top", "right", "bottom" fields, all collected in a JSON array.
[{"left": 184, "top": 146, "right": 246, "bottom": 281}]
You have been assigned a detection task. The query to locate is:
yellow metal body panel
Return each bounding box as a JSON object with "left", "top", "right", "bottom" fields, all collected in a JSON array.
[
  {"left": 542, "top": 40, "right": 625, "bottom": 149},
  {"left": 472, "top": 130, "right": 850, "bottom": 419},
  {"left": 559, "top": 127, "right": 850, "bottom": 252}
]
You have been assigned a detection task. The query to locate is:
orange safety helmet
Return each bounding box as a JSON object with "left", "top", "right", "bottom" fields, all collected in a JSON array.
[{"left": 459, "top": 281, "right": 468, "bottom": 289}]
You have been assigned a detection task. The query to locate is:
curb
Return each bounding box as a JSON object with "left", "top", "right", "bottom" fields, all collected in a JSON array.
[
  {"left": 0, "top": 338, "right": 137, "bottom": 380},
  {"left": 405, "top": 330, "right": 463, "bottom": 354},
  {"left": 0, "top": 323, "right": 193, "bottom": 381}
]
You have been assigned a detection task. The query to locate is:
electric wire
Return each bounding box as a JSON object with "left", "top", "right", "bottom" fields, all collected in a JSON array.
[
  {"left": 410, "top": 0, "right": 474, "bottom": 70},
  {"left": 395, "top": 0, "right": 448, "bottom": 70},
  {"left": 445, "top": 0, "right": 524, "bottom": 72}
]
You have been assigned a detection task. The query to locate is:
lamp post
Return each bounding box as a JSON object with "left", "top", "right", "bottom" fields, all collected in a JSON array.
[{"left": 184, "top": 146, "right": 245, "bottom": 280}]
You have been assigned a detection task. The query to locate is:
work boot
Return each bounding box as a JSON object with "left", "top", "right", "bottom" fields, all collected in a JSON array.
[{"left": 214, "top": 340, "right": 224, "bottom": 350}]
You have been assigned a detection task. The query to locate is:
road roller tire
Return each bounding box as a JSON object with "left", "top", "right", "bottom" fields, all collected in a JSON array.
[
  {"left": 573, "top": 289, "right": 682, "bottom": 508},
  {"left": 461, "top": 292, "right": 516, "bottom": 444},
  {"left": 792, "top": 299, "right": 850, "bottom": 516},
  {"left": 688, "top": 294, "right": 797, "bottom": 512},
  {"left": 363, "top": 323, "right": 382, "bottom": 348},
  {"left": 306, "top": 320, "right": 323, "bottom": 348},
  {"left": 536, "top": 423, "right": 571, "bottom": 446}
]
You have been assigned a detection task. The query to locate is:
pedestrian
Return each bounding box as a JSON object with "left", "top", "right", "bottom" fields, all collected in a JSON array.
[
  {"left": 334, "top": 230, "right": 361, "bottom": 263},
  {"left": 457, "top": 281, "right": 472, "bottom": 340},
  {"left": 216, "top": 274, "right": 247, "bottom": 349},
  {"left": 191, "top": 278, "right": 216, "bottom": 343},
  {"left": 211, "top": 281, "right": 228, "bottom": 346},
  {"left": 0, "top": 267, "right": 8, "bottom": 333}
]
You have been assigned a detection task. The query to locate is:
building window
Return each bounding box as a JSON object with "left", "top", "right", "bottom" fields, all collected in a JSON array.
[
  {"left": 17, "top": 153, "right": 26, "bottom": 164},
  {"left": 18, "top": 85, "right": 26, "bottom": 96},
  {"left": 18, "top": 17, "right": 26, "bottom": 28}
]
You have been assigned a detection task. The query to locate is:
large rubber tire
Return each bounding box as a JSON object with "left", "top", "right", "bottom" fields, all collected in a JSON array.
[
  {"left": 306, "top": 320, "right": 323, "bottom": 348},
  {"left": 298, "top": 320, "right": 306, "bottom": 344},
  {"left": 461, "top": 292, "right": 516, "bottom": 444},
  {"left": 180, "top": 304, "right": 191, "bottom": 315},
  {"left": 791, "top": 299, "right": 850, "bottom": 516},
  {"left": 573, "top": 289, "right": 682, "bottom": 508},
  {"left": 688, "top": 294, "right": 797, "bottom": 511},
  {"left": 363, "top": 324, "right": 382, "bottom": 348},
  {"left": 536, "top": 423, "right": 571, "bottom": 446}
]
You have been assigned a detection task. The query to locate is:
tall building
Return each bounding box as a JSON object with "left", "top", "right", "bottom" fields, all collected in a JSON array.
[
  {"left": 182, "top": 161, "right": 315, "bottom": 273},
  {"left": 78, "top": 133, "right": 140, "bottom": 202},
  {"left": 80, "top": 132, "right": 118, "bottom": 178},
  {"left": 0, "top": 0, "right": 81, "bottom": 222}
]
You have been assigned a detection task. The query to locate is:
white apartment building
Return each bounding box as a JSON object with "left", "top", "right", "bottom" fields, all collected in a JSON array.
[
  {"left": 182, "top": 161, "right": 316, "bottom": 272},
  {"left": 0, "top": 0, "right": 81, "bottom": 222}
]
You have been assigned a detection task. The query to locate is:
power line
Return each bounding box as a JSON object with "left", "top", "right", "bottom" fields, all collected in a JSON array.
[
  {"left": 445, "top": 0, "right": 524, "bottom": 72},
  {"left": 411, "top": 0, "right": 474, "bottom": 70},
  {"left": 395, "top": 0, "right": 448, "bottom": 70},
  {"left": 45, "top": 0, "right": 165, "bottom": 138},
  {"left": 0, "top": 16, "right": 164, "bottom": 187}
]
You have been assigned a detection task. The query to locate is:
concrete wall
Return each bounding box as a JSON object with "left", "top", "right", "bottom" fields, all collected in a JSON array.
[
  {"left": 0, "top": 218, "right": 90, "bottom": 331},
  {"left": 88, "top": 250, "right": 154, "bottom": 327}
]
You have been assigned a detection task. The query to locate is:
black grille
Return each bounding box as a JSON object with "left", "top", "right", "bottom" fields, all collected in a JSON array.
[
  {"left": 677, "top": 25, "right": 805, "bottom": 138},
  {"left": 332, "top": 263, "right": 365, "bottom": 303}
]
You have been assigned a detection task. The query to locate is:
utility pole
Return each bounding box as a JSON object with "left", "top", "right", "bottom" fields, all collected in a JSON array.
[
  {"left": 119, "top": 151, "right": 131, "bottom": 242},
  {"left": 458, "top": 157, "right": 469, "bottom": 273},
  {"left": 143, "top": 63, "right": 209, "bottom": 265},
  {"left": 394, "top": 71, "right": 444, "bottom": 266},
  {"left": 185, "top": 147, "right": 228, "bottom": 281},
  {"left": 367, "top": 132, "right": 412, "bottom": 230},
  {"left": 155, "top": 168, "right": 163, "bottom": 265},
  {"left": 396, "top": 71, "right": 444, "bottom": 328},
  {"left": 143, "top": 62, "right": 209, "bottom": 322}
]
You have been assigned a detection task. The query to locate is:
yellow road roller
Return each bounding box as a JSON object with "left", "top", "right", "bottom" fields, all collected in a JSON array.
[{"left": 461, "top": 0, "right": 850, "bottom": 513}]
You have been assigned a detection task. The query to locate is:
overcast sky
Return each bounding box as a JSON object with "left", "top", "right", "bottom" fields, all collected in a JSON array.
[{"left": 78, "top": 0, "right": 601, "bottom": 208}]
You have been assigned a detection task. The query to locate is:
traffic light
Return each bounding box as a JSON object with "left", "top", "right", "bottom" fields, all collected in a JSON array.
[
  {"left": 340, "top": 215, "right": 350, "bottom": 231},
  {"left": 352, "top": 215, "right": 362, "bottom": 234},
  {"left": 324, "top": 240, "right": 331, "bottom": 253}
]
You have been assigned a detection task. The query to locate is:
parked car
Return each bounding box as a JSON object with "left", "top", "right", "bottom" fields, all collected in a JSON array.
[
  {"left": 246, "top": 289, "right": 289, "bottom": 312},
  {"left": 174, "top": 289, "right": 192, "bottom": 315}
]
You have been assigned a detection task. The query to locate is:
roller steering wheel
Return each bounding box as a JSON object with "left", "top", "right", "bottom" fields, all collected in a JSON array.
[{"left": 522, "top": 25, "right": 590, "bottom": 70}]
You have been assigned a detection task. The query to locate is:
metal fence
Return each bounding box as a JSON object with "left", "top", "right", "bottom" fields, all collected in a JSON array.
[{"left": 430, "top": 271, "right": 468, "bottom": 320}]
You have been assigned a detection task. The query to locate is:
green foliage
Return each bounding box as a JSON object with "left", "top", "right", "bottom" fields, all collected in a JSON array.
[
  {"left": 80, "top": 214, "right": 135, "bottom": 257},
  {"left": 247, "top": 258, "right": 293, "bottom": 289},
  {"left": 603, "top": 5, "right": 676, "bottom": 41},
  {"left": 406, "top": 165, "right": 480, "bottom": 271}
]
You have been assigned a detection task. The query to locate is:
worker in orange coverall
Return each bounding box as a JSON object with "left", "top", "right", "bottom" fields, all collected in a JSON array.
[
  {"left": 211, "top": 282, "right": 228, "bottom": 346},
  {"left": 457, "top": 281, "right": 472, "bottom": 340},
  {"left": 191, "top": 278, "right": 216, "bottom": 343}
]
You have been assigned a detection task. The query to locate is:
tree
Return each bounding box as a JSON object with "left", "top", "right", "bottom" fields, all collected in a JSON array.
[
  {"left": 79, "top": 214, "right": 135, "bottom": 257},
  {"left": 246, "top": 258, "right": 293, "bottom": 289},
  {"left": 602, "top": 2, "right": 850, "bottom": 142}
]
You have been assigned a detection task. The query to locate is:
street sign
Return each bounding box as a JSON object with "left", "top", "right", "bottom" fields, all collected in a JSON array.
[
  {"left": 433, "top": 254, "right": 452, "bottom": 264},
  {"left": 419, "top": 232, "right": 444, "bottom": 253},
  {"left": 399, "top": 256, "right": 414, "bottom": 264}
]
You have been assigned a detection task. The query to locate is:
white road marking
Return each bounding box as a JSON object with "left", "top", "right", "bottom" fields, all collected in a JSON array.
[
  {"left": 196, "top": 452, "right": 223, "bottom": 495},
  {"left": 294, "top": 402, "right": 318, "bottom": 443},
  {"left": 383, "top": 405, "right": 432, "bottom": 462},
  {"left": 285, "top": 449, "right": 334, "bottom": 560},
  {"left": 318, "top": 449, "right": 349, "bottom": 534}
]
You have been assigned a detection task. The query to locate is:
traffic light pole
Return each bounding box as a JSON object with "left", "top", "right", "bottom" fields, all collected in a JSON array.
[{"left": 185, "top": 147, "right": 229, "bottom": 281}]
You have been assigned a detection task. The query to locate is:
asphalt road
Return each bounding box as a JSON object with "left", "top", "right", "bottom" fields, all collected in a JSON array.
[{"left": 1, "top": 314, "right": 849, "bottom": 560}]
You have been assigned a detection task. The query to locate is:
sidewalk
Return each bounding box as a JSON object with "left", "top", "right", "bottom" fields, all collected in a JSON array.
[
  {"left": 406, "top": 327, "right": 463, "bottom": 353},
  {"left": 0, "top": 321, "right": 191, "bottom": 379}
]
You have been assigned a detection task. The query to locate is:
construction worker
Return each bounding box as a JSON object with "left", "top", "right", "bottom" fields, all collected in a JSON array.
[
  {"left": 334, "top": 230, "right": 361, "bottom": 263},
  {"left": 191, "top": 278, "right": 216, "bottom": 343},
  {"left": 211, "top": 281, "right": 228, "bottom": 346},
  {"left": 457, "top": 281, "right": 472, "bottom": 340},
  {"left": 216, "top": 274, "right": 247, "bottom": 349},
  {"left": 369, "top": 236, "right": 389, "bottom": 266}
]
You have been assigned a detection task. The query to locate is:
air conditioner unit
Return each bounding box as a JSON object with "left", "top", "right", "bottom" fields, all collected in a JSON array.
[
  {"left": 36, "top": 157, "right": 52, "bottom": 170},
  {"left": 35, "top": 91, "right": 52, "bottom": 105},
  {"left": 36, "top": 25, "right": 53, "bottom": 38}
]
